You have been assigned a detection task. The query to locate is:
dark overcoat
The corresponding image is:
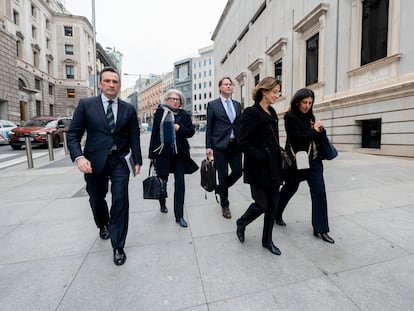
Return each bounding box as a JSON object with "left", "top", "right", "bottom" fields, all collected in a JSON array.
[
  {"left": 238, "top": 103, "right": 283, "bottom": 188},
  {"left": 149, "top": 106, "right": 198, "bottom": 176}
]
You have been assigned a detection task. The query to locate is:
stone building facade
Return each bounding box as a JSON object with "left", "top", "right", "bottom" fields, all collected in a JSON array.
[
  {"left": 212, "top": 0, "right": 414, "bottom": 157},
  {"left": 0, "top": 0, "right": 96, "bottom": 122}
]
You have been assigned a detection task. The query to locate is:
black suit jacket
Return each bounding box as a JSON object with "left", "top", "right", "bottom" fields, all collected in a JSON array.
[
  {"left": 67, "top": 95, "right": 142, "bottom": 174},
  {"left": 206, "top": 97, "right": 242, "bottom": 150}
]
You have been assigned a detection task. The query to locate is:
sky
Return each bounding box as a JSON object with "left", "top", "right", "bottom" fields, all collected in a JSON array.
[{"left": 63, "top": 0, "right": 228, "bottom": 89}]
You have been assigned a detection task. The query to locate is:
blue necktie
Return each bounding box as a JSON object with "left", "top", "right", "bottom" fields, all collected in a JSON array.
[
  {"left": 226, "top": 99, "right": 235, "bottom": 122},
  {"left": 106, "top": 100, "right": 115, "bottom": 134}
]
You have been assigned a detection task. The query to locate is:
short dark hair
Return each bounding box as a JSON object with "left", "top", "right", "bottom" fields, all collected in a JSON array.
[{"left": 100, "top": 67, "right": 120, "bottom": 81}]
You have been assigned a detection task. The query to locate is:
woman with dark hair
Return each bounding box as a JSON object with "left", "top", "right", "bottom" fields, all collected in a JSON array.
[
  {"left": 149, "top": 89, "right": 198, "bottom": 228},
  {"left": 236, "top": 77, "right": 283, "bottom": 255},
  {"left": 275, "top": 88, "right": 335, "bottom": 244}
]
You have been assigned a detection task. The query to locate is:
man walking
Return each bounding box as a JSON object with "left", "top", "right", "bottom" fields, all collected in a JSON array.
[
  {"left": 206, "top": 77, "right": 242, "bottom": 218},
  {"left": 67, "top": 67, "right": 142, "bottom": 266}
]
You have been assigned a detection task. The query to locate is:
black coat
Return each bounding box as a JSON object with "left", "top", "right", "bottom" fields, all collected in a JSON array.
[
  {"left": 149, "top": 106, "right": 198, "bottom": 176},
  {"left": 284, "top": 111, "right": 325, "bottom": 156},
  {"left": 238, "top": 103, "right": 283, "bottom": 188}
]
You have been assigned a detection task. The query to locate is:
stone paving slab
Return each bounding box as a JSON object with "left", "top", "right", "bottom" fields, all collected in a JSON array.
[{"left": 0, "top": 132, "right": 414, "bottom": 310}]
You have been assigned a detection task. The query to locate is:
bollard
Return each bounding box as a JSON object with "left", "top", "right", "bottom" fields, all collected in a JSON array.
[
  {"left": 24, "top": 135, "right": 34, "bottom": 169},
  {"left": 47, "top": 132, "right": 54, "bottom": 161},
  {"left": 63, "top": 131, "right": 68, "bottom": 155}
]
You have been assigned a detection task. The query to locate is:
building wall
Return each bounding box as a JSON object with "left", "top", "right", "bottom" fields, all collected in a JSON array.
[
  {"left": 0, "top": 0, "right": 95, "bottom": 121},
  {"left": 212, "top": 0, "right": 414, "bottom": 157},
  {"left": 0, "top": 27, "right": 19, "bottom": 123}
]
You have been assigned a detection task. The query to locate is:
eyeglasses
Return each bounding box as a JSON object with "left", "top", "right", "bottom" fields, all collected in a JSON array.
[{"left": 167, "top": 97, "right": 181, "bottom": 102}]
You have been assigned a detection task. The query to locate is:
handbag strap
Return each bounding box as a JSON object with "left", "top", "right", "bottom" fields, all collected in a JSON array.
[
  {"left": 148, "top": 161, "right": 155, "bottom": 176},
  {"left": 269, "top": 123, "right": 283, "bottom": 152}
]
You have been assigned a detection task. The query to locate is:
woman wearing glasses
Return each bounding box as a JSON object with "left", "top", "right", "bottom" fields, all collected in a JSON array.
[{"left": 149, "top": 89, "right": 198, "bottom": 227}]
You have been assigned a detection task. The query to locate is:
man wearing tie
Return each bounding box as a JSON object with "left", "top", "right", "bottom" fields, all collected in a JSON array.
[
  {"left": 67, "top": 67, "right": 142, "bottom": 266},
  {"left": 206, "top": 77, "right": 242, "bottom": 218}
]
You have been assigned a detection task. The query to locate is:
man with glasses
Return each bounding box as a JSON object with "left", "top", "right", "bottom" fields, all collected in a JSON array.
[{"left": 206, "top": 77, "right": 242, "bottom": 219}]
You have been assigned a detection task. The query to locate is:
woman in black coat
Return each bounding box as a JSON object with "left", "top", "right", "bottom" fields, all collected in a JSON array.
[
  {"left": 236, "top": 77, "right": 283, "bottom": 255},
  {"left": 276, "top": 88, "right": 334, "bottom": 244},
  {"left": 149, "top": 89, "right": 198, "bottom": 228}
]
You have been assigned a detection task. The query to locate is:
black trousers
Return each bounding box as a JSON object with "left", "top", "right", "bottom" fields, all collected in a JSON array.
[
  {"left": 277, "top": 158, "right": 329, "bottom": 233},
  {"left": 159, "top": 155, "right": 186, "bottom": 220},
  {"left": 213, "top": 141, "right": 242, "bottom": 208},
  {"left": 85, "top": 154, "right": 130, "bottom": 249},
  {"left": 238, "top": 184, "right": 280, "bottom": 243}
]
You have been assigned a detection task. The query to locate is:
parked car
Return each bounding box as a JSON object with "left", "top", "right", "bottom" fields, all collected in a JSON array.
[
  {"left": 0, "top": 120, "right": 18, "bottom": 145},
  {"left": 8, "top": 116, "right": 71, "bottom": 150}
]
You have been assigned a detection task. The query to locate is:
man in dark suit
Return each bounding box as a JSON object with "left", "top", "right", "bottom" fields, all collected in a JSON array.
[
  {"left": 67, "top": 67, "right": 142, "bottom": 266},
  {"left": 206, "top": 77, "right": 242, "bottom": 218}
]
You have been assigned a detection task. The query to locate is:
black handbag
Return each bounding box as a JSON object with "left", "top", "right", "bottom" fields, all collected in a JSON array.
[{"left": 142, "top": 163, "right": 167, "bottom": 200}]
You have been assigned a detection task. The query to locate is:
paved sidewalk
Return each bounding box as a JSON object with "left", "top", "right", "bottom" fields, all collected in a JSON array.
[{"left": 0, "top": 132, "right": 413, "bottom": 311}]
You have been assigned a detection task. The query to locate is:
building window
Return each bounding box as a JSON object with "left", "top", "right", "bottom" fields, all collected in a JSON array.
[
  {"left": 13, "top": 10, "right": 19, "bottom": 25},
  {"left": 67, "top": 89, "right": 76, "bottom": 98},
  {"left": 306, "top": 33, "right": 319, "bottom": 86},
  {"left": 47, "top": 60, "right": 52, "bottom": 74},
  {"left": 274, "top": 58, "right": 282, "bottom": 93},
  {"left": 35, "top": 78, "right": 41, "bottom": 90},
  {"left": 46, "top": 38, "right": 50, "bottom": 49},
  {"left": 361, "top": 119, "right": 381, "bottom": 149},
  {"left": 64, "top": 26, "right": 73, "bottom": 37},
  {"left": 46, "top": 18, "right": 50, "bottom": 31},
  {"left": 361, "top": 0, "right": 389, "bottom": 66},
  {"left": 66, "top": 65, "right": 74, "bottom": 79},
  {"left": 31, "top": 5, "right": 37, "bottom": 18},
  {"left": 65, "top": 44, "right": 74, "bottom": 55},
  {"left": 194, "top": 95, "right": 197, "bottom": 101},
  {"left": 49, "top": 104, "right": 54, "bottom": 116},
  {"left": 293, "top": 3, "right": 328, "bottom": 87},
  {"left": 33, "top": 51, "right": 39, "bottom": 67},
  {"left": 254, "top": 74, "right": 260, "bottom": 86},
  {"left": 32, "top": 26, "right": 37, "bottom": 39},
  {"left": 48, "top": 83, "right": 54, "bottom": 95},
  {"left": 16, "top": 41, "right": 22, "bottom": 57},
  {"left": 36, "top": 100, "right": 41, "bottom": 116}
]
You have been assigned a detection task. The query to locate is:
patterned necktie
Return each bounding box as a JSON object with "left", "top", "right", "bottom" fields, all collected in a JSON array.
[
  {"left": 225, "top": 99, "right": 235, "bottom": 122},
  {"left": 106, "top": 100, "right": 115, "bottom": 134}
]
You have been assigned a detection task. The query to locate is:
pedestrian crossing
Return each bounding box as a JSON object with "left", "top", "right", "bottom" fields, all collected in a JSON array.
[{"left": 0, "top": 151, "right": 48, "bottom": 169}]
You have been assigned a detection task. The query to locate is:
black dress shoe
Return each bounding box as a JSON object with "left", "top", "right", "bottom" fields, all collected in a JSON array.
[
  {"left": 160, "top": 206, "right": 168, "bottom": 213},
  {"left": 275, "top": 218, "right": 286, "bottom": 226},
  {"left": 314, "top": 232, "right": 335, "bottom": 244},
  {"left": 176, "top": 218, "right": 188, "bottom": 228},
  {"left": 99, "top": 225, "right": 110, "bottom": 240},
  {"left": 113, "top": 248, "right": 127, "bottom": 266},
  {"left": 236, "top": 220, "right": 245, "bottom": 243},
  {"left": 262, "top": 240, "right": 282, "bottom": 255}
]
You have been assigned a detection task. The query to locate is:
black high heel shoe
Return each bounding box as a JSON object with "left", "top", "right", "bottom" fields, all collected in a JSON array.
[
  {"left": 313, "top": 232, "right": 335, "bottom": 244},
  {"left": 262, "top": 240, "right": 282, "bottom": 255},
  {"left": 275, "top": 218, "right": 286, "bottom": 226}
]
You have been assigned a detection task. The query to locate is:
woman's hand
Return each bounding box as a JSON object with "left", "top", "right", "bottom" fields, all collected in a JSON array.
[{"left": 313, "top": 120, "right": 324, "bottom": 132}]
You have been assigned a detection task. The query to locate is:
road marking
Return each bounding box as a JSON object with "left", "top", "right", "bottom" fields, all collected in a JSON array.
[
  {"left": 0, "top": 153, "right": 19, "bottom": 160},
  {"left": 0, "top": 152, "right": 48, "bottom": 169}
]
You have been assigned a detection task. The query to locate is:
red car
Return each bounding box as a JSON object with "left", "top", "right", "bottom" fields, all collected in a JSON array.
[{"left": 8, "top": 116, "right": 71, "bottom": 150}]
